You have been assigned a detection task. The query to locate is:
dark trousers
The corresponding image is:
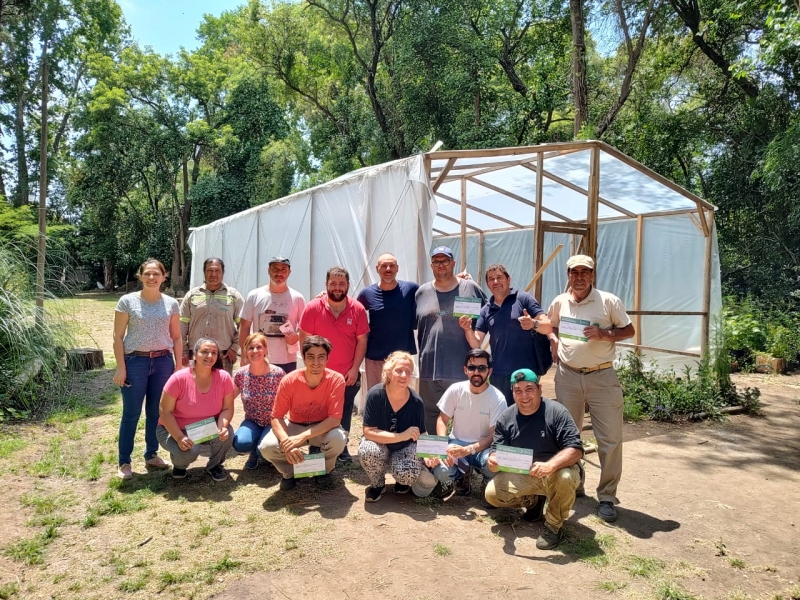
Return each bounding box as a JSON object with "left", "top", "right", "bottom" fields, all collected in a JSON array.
[{"left": 341, "top": 380, "right": 361, "bottom": 433}]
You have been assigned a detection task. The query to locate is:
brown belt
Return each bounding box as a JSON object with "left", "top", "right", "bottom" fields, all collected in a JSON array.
[
  {"left": 563, "top": 361, "right": 613, "bottom": 374},
  {"left": 289, "top": 420, "right": 320, "bottom": 427},
  {"left": 127, "top": 349, "right": 172, "bottom": 358}
]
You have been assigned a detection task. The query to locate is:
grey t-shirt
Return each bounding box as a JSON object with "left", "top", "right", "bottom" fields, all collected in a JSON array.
[
  {"left": 241, "top": 287, "right": 307, "bottom": 364},
  {"left": 116, "top": 293, "right": 179, "bottom": 354},
  {"left": 415, "top": 279, "right": 487, "bottom": 380}
]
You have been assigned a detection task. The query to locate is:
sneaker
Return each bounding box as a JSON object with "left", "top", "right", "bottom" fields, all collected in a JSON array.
[
  {"left": 336, "top": 447, "right": 353, "bottom": 463},
  {"left": 393, "top": 483, "right": 412, "bottom": 495},
  {"left": 479, "top": 478, "right": 495, "bottom": 509},
  {"left": 522, "top": 495, "right": 546, "bottom": 522},
  {"left": 244, "top": 451, "right": 261, "bottom": 470},
  {"left": 279, "top": 477, "right": 297, "bottom": 491},
  {"left": 145, "top": 455, "right": 170, "bottom": 470},
  {"left": 117, "top": 463, "right": 133, "bottom": 480},
  {"left": 314, "top": 474, "right": 333, "bottom": 489},
  {"left": 598, "top": 501, "right": 618, "bottom": 522},
  {"left": 207, "top": 464, "right": 228, "bottom": 482},
  {"left": 429, "top": 481, "right": 454, "bottom": 500},
  {"left": 535, "top": 524, "right": 564, "bottom": 550},
  {"left": 366, "top": 485, "right": 386, "bottom": 502},
  {"left": 576, "top": 461, "right": 586, "bottom": 497},
  {"left": 308, "top": 445, "right": 321, "bottom": 455},
  {"left": 454, "top": 470, "right": 472, "bottom": 496},
  {"left": 172, "top": 467, "right": 187, "bottom": 479}
]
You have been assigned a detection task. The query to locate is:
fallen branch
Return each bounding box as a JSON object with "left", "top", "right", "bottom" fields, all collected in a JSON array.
[{"left": 689, "top": 405, "right": 747, "bottom": 421}]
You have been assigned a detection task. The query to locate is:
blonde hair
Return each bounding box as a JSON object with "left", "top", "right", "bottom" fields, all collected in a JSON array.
[
  {"left": 243, "top": 332, "right": 270, "bottom": 364},
  {"left": 381, "top": 351, "right": 414, "bottom": 386}
]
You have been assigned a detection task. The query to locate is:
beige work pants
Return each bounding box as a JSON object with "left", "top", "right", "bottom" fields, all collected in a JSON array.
[{"left": 259, "top": 421, "right": 347, "bottom": 479}]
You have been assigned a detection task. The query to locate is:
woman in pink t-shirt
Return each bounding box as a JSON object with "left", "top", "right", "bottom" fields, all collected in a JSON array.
[{"left": 156, "top": 338, "right": 235, "bottom": 481}]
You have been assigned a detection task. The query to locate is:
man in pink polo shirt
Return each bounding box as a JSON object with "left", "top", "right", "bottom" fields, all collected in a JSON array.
[{"left": 299, "top": 266, "right": 369, "bottom": 463}]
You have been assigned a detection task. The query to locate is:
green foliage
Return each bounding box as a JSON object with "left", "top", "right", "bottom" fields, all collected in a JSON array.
[{"left": 723, "top": 297, "right": 800, "bottom": 364}]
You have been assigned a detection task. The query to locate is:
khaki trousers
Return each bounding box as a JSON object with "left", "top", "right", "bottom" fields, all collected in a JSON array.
[
  {"left": 554, "top": 363, "right": 623, "bottom": 504},
  {"left": 365, "top": 359, "right": 384, "bottom": 391},
  {"left": 485, "top": 465, "right": 581, "bottom": 531},
  {"left": 259, "top": 421, "right": 347, "bottom": 478}
]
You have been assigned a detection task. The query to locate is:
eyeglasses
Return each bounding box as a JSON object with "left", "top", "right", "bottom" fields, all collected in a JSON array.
[
  {"left": 466, "top": 365, "right": 489, "bottom": 373},
  {"left": 389, "top": 413, "right": 397, "bottom": 433},
  {"left": 431, "top": 260, "right": 451, "bottom": 267}
]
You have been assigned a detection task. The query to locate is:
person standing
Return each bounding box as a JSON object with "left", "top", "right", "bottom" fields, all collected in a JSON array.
[
  {"left": 299, "top": 267, "right": 369, "bottom": 463},
  {"left": 179, "top": 257, "right": 244, "bottom": 374},
  {"left": 240, "top": 256, "right": 307, "bottom": 374},
  {"left": 112, "top": 258, "right": 182, "bottom": 480},
  {"left": 463, "top": 264, "right": 553, "bottom": 405},
  {"left": 547, "top": 254, "right": 635, "bottom": 523},
  {"left": 416, "top": 246, "right": 487, "bottom": 433},
  {"left": 356, "top": 253, "right": 418, "bottom": 390}
]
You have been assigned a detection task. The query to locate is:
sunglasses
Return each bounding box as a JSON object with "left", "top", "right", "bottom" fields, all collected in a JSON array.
[
  {"left": 389, "top": 413, "right": 397, "bottom": 433},
  {"left": 466, "top": 365, "right": 489, "bottom": 373}
]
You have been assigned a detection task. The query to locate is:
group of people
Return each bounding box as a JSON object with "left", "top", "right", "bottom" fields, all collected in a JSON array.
[{"left": 112, "top": 248, "right": 633, "bottom": 550}]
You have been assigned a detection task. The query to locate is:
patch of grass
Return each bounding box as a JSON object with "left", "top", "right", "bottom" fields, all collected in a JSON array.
[
  {"left": 729, "top": 557, "right": 746, "bottom": 569},
  {"left": 208, "top": 554, "right": 241, "bottom": 573},
  {"left": 0, "top": 582, "right": 19, "bottom": 599},
  {"left": 161, "top": 549, "right": 180, "bottom": 562},
  {"left": 655, "top": 581, "right": 700, "bottom": 600},
  {"left": 81, "top": 511, "right": 99, "bottom": 528},
  {"left": 0, "top": 436, "right": 26, "bottom": 458},
  {"left": 433, "top": 543, "right": 451, "bottom": 557},
  {"left": 714, "top": 538, "right": 728, "bottom": 556},
  {"left": 726, "top": 591, "right": 754, "bottom": 600},
  {"left": 284, "top": 536, "right": 298, "bottom": 551},
  {"left": 414, "top": 496, "right": 441, "bottom": 508},
  {"left": 66, "top": 582, "right": 81, "bottom": 593},
  {"left": 28, "top": 437, "right": 68, "bottom": 477},
  {"left": 198, "top": 523, "right": 213, "bottom": 537},
  {"left": 84, "top": 452, "right": 106, "bottom": 480},
  {"left": 93, "top": 488, "right": 154, "bottom": 516},
  {"left": 561, "top": 533, "right": 609, "bottom": 568},
  {"left": 788, "top": 585, "right": 800, "bottom": 600},
  {"left": 21, "top": 491, "right": 69, "bottom": 514},
  {"left": 626, "top": 555, "right": 666, "bottom": 578},
  {"left": 597, "top": 581, "right": 627, "bottom": 593},
  {"left": 157, "top": 570, "right": 193, "bottom": 591},
  {"left": 46, "top": 396, "right": 101, "bottom": 425},
  {"left": 26, "top": 514, "right": 65, "bottom": 528},
  {"left": 4, "top": 535, "right": 49, "bottom": 565},
  {"left": 118, "top": 573, "right": 148, "bottom": 593}
]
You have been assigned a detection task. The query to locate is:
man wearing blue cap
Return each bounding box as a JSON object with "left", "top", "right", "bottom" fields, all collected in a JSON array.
[
  {"left": 416, "top": 246, "right": 487, "bottom": 433},
  {"left": 485, "top": 369, "right": 583, "bottom": 550}
]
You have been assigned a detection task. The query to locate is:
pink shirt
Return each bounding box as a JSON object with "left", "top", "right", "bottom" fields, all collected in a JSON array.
[
  {"left": 299, "top": 297, "right": 369, "bottom": 375},
  {"left": 160, "top": 368, "right": 234, "bottom": 429}
]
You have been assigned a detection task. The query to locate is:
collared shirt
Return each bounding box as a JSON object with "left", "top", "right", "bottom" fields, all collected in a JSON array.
[
  {"left": 547, "top": 287, "right": 631, "bottom": 369},
  {"left": 179, "top": 283, "right": 244, "bottom": 356},
  {"left": 299, "top": 297, "right": 370, "bottom": 375}
]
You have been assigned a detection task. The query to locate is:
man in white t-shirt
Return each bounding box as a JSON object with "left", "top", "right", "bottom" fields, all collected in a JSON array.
[
  {"left": 240, "top": 256, "right": 307, "bottom": 373},
  {"left": 426, "top": 349, "right": 506, "bottom": 498}
]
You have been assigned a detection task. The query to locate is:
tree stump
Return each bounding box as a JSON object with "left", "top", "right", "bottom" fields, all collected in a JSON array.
[{"left": 67, "top": 348, "right": 105, "bottom": 371}]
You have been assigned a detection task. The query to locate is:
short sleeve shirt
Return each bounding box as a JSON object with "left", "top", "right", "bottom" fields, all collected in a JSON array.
[
  {"left": 116, "top": 292, "right": 179, "bottom": 354},
  {"left": 491, "top": 399, "right": 584, "bottom": 463},
  {"left": 241, "top": 287, "right": 307, "bottom": 364},
  {"left": 436, "top": 381, "right": 507, "bottom": 443},
  {"left": 548, "top": 287, "right": 632, "bottom": 368},
  {"left": 362, "top": 384, "right": 427, "bottom": 452},
  {"left": 356, "top": 280, "right": 419, "bottom": 360},
  {"left": 160, "top": 368, "right": 234, "bottom": 429},
  {"left": 233, "top": 364, "right": 285, "bottom": 427},
  {"left": 299, "top": 297, "right": 370, "bottom": 375},
  {"left": 272, "top": 368, "right": 345, "bottom": 423},
  {"left": 415, "top": 280, "right": 487, "bottom": 380}
]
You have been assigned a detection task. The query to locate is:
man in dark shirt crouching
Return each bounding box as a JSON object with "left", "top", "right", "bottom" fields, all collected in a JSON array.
[{"left": 485, "top": 369, "right": 583, "bottom": 550}]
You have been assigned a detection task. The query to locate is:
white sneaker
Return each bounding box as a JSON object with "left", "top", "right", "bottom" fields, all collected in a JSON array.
[{"left": 117, "top": 463, "right": 133, "bottom": 480}]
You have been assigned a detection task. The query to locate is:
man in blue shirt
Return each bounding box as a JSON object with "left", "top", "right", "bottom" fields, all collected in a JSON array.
[
  {"left": 463, "top": 264, "right": 553, "bottom": 406},
  {"left": 356, "top": 253, "right": 419, "bottom": 390}
]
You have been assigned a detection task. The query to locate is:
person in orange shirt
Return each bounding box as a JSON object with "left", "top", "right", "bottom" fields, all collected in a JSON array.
[{"left": 259, "top": 335, "right": 347, "bottom": 490}]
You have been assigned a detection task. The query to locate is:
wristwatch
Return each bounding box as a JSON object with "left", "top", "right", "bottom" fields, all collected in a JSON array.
[
  {"left": 470, "top": 444, "right": 477, "bottom": 455},
  {"left": 533, "top": 320, "right": 539, "bottom": 332}
]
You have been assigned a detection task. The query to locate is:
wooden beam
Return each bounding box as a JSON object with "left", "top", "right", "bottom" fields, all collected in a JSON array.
[
  {"left": 587, "top": 146, "right": 600, "bottom": 260},
  {"left": 627, "top": 311, "right": 707, "bottom": 316},
  {"left": 597, "top": 207, "right": 700, "bottom": 222},
  {"left": 687, "top": 213, "right": 705, "bottom": 235},
  {"left": 478, "top": 232, "right": 484, "bottom": 283},
  {"left": 460, "top": 178, "right": 467, "bottom": 272},
  {"left": 634, "top": 214, "right": 643, "bottom": 353},
  {"left": 436, "top": 212, "right": 483, "bottom": 233},
  {"left": 431, "top": 158, "right": 455, "bottom": 193},
  {"left": 616, "top": 343, "right": 702, "bottom": 358},
  {"left": 534, "top": 151, "right": 545, "bottom": 299},
  {"left": 524, "top": 244, "right": 564, "bottom": 294},
  {"left": 436, "top": 192, "right": 524, "bottom": 228},
  {"left": 426, "top": 141, "right": 596, "bottom": 161},
  {"left": 466, "top": 176, "right": 575, "bottom": 222},
  {"left": 429, "top": 149, "right": 580, "bottom": 179},
  {"left": 432, "top": 227, "right": 448, "bottom": 236},
  {"left": 701, "top": 209, "right": 714, "bottom": 356}
]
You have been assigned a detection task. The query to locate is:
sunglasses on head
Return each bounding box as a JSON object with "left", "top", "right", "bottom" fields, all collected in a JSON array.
[{"left": 466, "top": 365, "right": 489, "bottom": 373}]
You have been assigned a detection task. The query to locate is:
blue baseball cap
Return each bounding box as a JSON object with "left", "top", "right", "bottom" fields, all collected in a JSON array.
[
  {"left": 510, "top": 369, "right": 539, "bottom": 384},
  {"left": 430, "top": 246, "right": 454, "bottom": 260}
]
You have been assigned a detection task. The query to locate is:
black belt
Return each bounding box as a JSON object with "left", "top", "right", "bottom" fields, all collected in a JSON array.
[
  {"left": 127, "top": 349, "right": 172, "bottom": 358},
  {"left": 289, "top": 420, "right": 319, "bottom": 427}
]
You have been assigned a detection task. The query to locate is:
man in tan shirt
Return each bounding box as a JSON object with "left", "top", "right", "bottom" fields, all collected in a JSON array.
[{"left": 547, "top": 255, "right": 635, "bottom": 523}]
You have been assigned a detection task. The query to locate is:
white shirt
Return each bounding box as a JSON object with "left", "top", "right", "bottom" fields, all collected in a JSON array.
[{"left": 436, "top": 381, "right": 507, "bottom": 443}]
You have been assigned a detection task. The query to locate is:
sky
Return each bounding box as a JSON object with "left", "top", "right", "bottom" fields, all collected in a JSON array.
[{"left": 118, "top": 0, "right": 245, "bottom": 57}]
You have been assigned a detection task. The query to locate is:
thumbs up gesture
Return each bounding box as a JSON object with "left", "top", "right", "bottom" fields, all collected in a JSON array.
[{"left": 518, "top": 308, "right": 536, "bottom": 330}]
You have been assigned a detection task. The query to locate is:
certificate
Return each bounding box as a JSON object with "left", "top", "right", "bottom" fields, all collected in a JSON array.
[
  {"left": 453, "top": 296, "right": 482, "bottom": 318},
  {"left": 279, "top": 321, "right": 295, "bottom": 335},
  {"left": 415, "top": 435, "right": 449, "bottom": 459},
  {"left": 495, "top": 445, "right": 533, "bottom": 474},
  {"left": 558, "top": 316, "right": 590, "bottom": 341},
  {"left": 185, "top": 417, "right": 219, "bottom": 444},
  {"left": 293, "top": 452, "right": 326, "bottom": 478}
]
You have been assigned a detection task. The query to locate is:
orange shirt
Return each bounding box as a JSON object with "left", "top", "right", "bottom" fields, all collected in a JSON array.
[{"left": 272, "top": 368, "right": 345, "bottom": 424}]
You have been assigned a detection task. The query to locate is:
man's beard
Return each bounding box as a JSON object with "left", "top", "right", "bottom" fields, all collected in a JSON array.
[
  {"left": 470, "top": 375, "right": 486, "bottom": 387},
  {"left": 328, "top": 289, "right": 346, "bottom": 302}
]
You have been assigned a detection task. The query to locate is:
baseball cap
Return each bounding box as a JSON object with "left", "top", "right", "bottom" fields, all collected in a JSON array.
[
  {"left": 510, "top": 368, "right": 539, "bottom": 384},
  {"left": 566, "top": 254, "right": 594, "bottom": 270},
  {"left": 430, "top": 246, "right": 454, "bottom": 260},
  {"left": 269, "top": 256, "right": 291, "bottom": 267}
]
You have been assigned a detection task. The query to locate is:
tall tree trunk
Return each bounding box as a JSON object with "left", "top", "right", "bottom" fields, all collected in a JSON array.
[
  {"left": 570, "top": 0, "right": 589, "bottom": 137},
  {"left": 0, "top": 167, "right": 7, "bottom": 199},
  {"left": 103, "top": 258, "right": 114, "bottom": 291},
  {"left": 13, "top": 95, "right": 29, "bottom": 206}
]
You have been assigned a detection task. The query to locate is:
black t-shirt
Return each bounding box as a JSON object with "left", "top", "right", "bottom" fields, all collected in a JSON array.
[
  {"left": 491, "top": 398, "right": 584, "bottom": 462},
  {"left": 362, "top": 384, "right": 427, "bottom": 452}
]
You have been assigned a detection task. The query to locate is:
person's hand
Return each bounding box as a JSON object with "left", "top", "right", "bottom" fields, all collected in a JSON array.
[
  {"left": 458, "top": 314, "right": 472, "bottom": 331},
  {"left": 404, "top": 426, "right": 420, "bottom": 442},
  {"left": 345, "top": 366, "right": 359, "bottom": 386},
  {"left": 285, "top": 448, "right": 305, "bottom": 465},
  {"left": 182, "top": 355, "right": 190, "bottom": 367},
  {"left": 113, "top": 367, "right": 127, "bottom": 387},
  {"left": 280, "top": 435, "right": 306, "bottom": 453},
  {"left": 218, "top": 424, "right": 230, "bottom": 441},
  {"left": 315, "top": 290, "right": 327, "bottom": 299},
  {"left": 284, "top": 330, "right": 299, "bottom": 346},
  {"left": 549, "top": 335, "right": 560, "bottom": 365},
  {"left": 177, "top": 435, "right": 194, "bottom": 452},
  {"left": 487, "top": 452, "right": 499, "bottom": 472},
  {"left": 423, "top": 457, "right": 440, "bottom": 468},
  {"left": 529, "top": 461, "right": 556, "bottom": 478},
  {"left": 583, "top": 325, "right": 603, "bottom": 340},
  {"left": 446, "top": 443, "right": 470, "bottom": 459},
  {"left": 518, "top": 309, "right": 536, "bottom": 331},
  {"left": 225, "top": 349, "right": 237, "bottom": 364},
  {"left": 456, "top": 270, "right": 473, "bottom": 280}
]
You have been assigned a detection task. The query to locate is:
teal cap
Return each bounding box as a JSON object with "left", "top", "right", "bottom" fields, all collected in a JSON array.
[{"left": 510, "top": 368, "right": 539, "bottom": 384}]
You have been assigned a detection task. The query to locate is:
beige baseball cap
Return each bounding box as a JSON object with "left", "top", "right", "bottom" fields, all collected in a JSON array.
[{"left": 566, "top": 254, "right": 595, "bottom": 270}]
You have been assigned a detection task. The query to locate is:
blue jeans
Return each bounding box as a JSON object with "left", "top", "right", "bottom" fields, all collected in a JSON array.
[
  {"left": 232, "top": 419, "right": 272, "bottom": 456},
  {"left": 118, "top": 354, "right": 174, "bottom": 465},
  {"left": 431, "top": 438, "right": 495, "bottom": 482}
]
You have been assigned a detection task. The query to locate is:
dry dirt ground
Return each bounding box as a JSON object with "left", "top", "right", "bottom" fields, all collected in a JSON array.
[{"left": 0, "top": 293, "right": 798, "bottom": 600}]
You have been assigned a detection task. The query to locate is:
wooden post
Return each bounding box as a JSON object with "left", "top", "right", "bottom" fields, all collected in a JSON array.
[
  {"left": 586, "top": 145, "right": 600, "bottom": 261},
  {"left": 35, "top": 45, "right": 49, "bottom": 326},
  {"left": 478, "top": 231, "right": 484, "bottom": 282},
  {"left": 701, "top": 209, "right": 714, "bottom": 357},
  {"left": 634, "top": 215, "right": 643, "bottom": 353},
  {"left": 534, "top": 152, "right": 544, "bottom": 300},
  {"left": 460, "top": 178, "right": 468, "bottom": 272}
]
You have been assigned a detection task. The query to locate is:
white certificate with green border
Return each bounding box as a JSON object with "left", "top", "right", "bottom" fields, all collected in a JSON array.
[
  {"left": 558, "top": 316, "right": 590, "bottom": 341},
  {"left": 415, "top": 435, "right": 449, "bottom": 459},
  {"left": 453, "top": 296, "right": 482, "bottom": 318},
  {"left": 185, "top": 417, "right": 219, "bottom": 444},
  {"left": 293, "top": 453, "right": 326, "bottom": 478},
  {"left": 495, "top": 445, "right": 533, "bottom": 474}
]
